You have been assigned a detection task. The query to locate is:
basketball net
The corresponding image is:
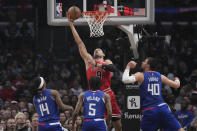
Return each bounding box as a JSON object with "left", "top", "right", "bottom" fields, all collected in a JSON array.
[{"left": 82, "top": 11, "right": 110, "bottom": 37}]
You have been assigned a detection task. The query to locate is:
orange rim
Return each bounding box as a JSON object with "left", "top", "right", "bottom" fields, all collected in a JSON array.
[{"left": 82, "top": 11, "right": 110, "bottom": 16}]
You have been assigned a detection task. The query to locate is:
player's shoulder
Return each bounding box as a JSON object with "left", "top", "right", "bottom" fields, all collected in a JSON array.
[
  {"left": 135, "top": 72, "right": 144, "bottom": 77},
  {"left": 50, "top": 89, "right": 59, "bottom": 96}
]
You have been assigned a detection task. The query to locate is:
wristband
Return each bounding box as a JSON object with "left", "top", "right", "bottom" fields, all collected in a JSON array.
[{"left": 175, "top": 79, "right": 180, "bottom": 84}]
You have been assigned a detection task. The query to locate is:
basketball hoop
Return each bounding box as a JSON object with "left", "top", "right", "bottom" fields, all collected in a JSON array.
[{"left": 82, "top": 11, "right": 110, "bottom": 37}]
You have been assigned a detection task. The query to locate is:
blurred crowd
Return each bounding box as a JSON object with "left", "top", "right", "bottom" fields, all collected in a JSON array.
[{"left": 0, "top": 0, "right": 197, "bottom": 131}]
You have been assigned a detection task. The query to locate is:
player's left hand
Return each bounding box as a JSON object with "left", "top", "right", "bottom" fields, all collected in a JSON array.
[
  {"left": 127, "top": 61, "right": 137, "bottom": 69},
  {"left": 66, "top": 12, "right": 74, "bottom": 25}
]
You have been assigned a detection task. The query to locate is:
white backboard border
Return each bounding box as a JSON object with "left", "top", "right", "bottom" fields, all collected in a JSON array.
[{"left": 47, "top": 0, "right": 155, "bottom": 26}]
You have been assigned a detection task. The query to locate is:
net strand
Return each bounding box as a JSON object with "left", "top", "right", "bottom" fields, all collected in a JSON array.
[{"left": 82, "top": 11, "right": 109, "bottom": 37}]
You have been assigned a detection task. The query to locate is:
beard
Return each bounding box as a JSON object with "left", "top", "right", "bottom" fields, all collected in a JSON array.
[
  {"left": 94, "top": 54, "right": 100, "bottom": 59},
  {"left": 94, "top": 54, "right": 103, "bottom": 59}
]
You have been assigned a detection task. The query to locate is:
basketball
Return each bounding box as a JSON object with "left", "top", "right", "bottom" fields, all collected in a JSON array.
[{"left": 68, "top": 6, "right": 81, "bottom": 20}]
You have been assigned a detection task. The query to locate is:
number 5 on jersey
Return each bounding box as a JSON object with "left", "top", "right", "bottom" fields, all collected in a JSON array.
[{"left": 89, "top": 103, "right": 96, "bottom": 116}]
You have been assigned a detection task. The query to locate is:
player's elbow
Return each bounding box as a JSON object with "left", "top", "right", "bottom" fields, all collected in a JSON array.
[{"left": 122, "top": 75, "right": 136, "bottom": 84}]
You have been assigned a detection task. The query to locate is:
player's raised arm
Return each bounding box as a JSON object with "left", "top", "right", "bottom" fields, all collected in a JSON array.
[
  {"left": 161, "top": 75, "right": 180, "bottom": 88},
  {"left": 72, "top": 92, "right": 84, "bottom": 125},
  {"left": 67, "top": 13, "right": 95, "bottom": 68},
  {"left": 122, "top": 61, "right": 144, "bottom": 84},
  {"left": 104, "top": 93, "right": 112, "bottom": 127},
  {"left": 51, "top": 90, "right": 73, "bottom": 111}
]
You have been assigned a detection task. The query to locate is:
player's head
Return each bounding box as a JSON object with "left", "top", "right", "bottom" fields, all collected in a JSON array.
[
  {"left": 89, "top": 76, "right": 102, "bottom": 90},
  {"left": 181, "top": 97, "right": 190, "bottom": 111},
  {"left": 32, "top": 77, "right": 46, "bottom": 96},
  {"left": 141, "top": 57, "right": 157, "bottom": 71},
  {"left": 93, "top": 48, "right": 105, "bottom": 59}
]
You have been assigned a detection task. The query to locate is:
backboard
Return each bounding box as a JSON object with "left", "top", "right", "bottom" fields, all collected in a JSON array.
[{"left": 47, "top": 0, "right": 155, "bottom": 26}]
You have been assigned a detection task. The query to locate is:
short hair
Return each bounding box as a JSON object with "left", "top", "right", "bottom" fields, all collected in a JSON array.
[
  {"left": 147, "top": 57, "right": 158, "bottom": 71},
  {"left": 15, "top": 112, "right": 26, "bottom": 121},
  {"left": 89, "top": 76, "right": 101, "bottom": 90},
  {"left": 31, "top": 113, "right": 38, "bottom": 120}
]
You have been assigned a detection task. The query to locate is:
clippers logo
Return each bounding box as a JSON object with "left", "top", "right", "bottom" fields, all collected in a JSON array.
[
  {"left": 56, "top": 3, "right": 62, "bottom": 17},
  {"left": 127, "top": 96, "right": 140, "bottom": 109}
]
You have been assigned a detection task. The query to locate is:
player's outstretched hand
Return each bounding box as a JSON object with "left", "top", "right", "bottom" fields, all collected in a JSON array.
[
  {"left": 127, "top": 61, "right": 137, "bottom": 69},
  {"left": 66, "top": 12, "right": 74, "bottom": 25}
]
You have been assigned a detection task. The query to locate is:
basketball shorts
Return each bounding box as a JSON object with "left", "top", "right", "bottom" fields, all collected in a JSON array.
[
  {"left": 38, "top": 122, "right": 66, "bottom": 131},
  {"left": 141, "top": 104, "right": 182, "bottom": 131},
  {"left": 82, "top": 119, "right": 107, "bottom": 131},
  {"left": 104, "top": 88, "right": 121, "bottom": 118}
]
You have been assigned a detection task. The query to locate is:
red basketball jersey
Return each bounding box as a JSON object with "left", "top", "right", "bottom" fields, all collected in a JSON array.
[{"left": 86, "top": 60, "right": 111, "bottom": 91}]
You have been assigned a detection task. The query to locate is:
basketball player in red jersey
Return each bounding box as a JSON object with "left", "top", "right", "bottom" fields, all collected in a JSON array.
[{"left": 67, "top": 14, "right": 122, "bottom": 131}]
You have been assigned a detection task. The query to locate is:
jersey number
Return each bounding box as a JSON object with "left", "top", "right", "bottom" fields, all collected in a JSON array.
[
  {"left": 148, "top": 83, "right": 160, "bottom": 95},
  {"left": 88, "top": 103, "right": 96, "bottom": 116},
  {"left": 96, "top": 71, "right": 102, "bottom": 79},
  {"left": 39, "top": 103, "right": 50, "bottom": 116}
]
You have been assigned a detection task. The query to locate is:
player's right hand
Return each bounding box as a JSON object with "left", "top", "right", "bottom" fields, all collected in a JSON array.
[{"left": 127, "top": 61, "right": 137, "bottom": 69}]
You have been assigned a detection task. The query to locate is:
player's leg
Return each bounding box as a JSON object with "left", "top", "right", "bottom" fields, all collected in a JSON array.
[
  {"left": 38, "top": 124, "right": 65, "bottom": 131},
  {"left": 82, "top": 120, "right": 94, "bottom": 131},
  {"left": 141, "top": 108, "right": 160, "bottom": 131},
  {"left": 112, "top": 117, "right": 122, "bottom": 131},
  {"left": 94, "top": 120, "right": 108, "bottom": 131},
  {"left": 160, "top": 105, "right": 184, "bottom": 131}
]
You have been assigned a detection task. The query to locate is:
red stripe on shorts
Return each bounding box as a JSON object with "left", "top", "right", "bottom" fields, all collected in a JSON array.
[
  {"left": 39, "top": 123, "right": 46, "bottom": 125},
  {"left": 83, "top": 119, "right": 90, "bottom": 122},
  {"left": 142, "top": 107, "right": 154, "bottom": 113}
]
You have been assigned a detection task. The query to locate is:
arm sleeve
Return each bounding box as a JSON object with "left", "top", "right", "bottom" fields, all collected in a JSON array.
[
  {"left": 122, "top": 69, "right": 136, "bottom": 84},
  {"left": 101, "top": 64, "right": 117, "bottom": 72}
]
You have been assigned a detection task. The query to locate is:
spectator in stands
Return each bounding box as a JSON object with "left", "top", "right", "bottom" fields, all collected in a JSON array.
[
  {"left": 60, "top": 112, "right": 67, "bottom": 126},
  {"left": 11, "top": 109, "right": 18, "bottom": 119},
  {"left": 15, "top": 112, "right": 31, "bottom": 131},
  {"left": 67, "top": 118, "right": 76, "bottom": 131},
  {"left": 3, "top": 110, "right": 12, "bottom": 120},
  {"left": 25, "top": 120, "right": 31, "bottom": 128},
  {"left": 0, "top": 81, "right": 16, "bottom": 101},
  {"left": 174, "top": 97, "right": 194, "bottom": 130},
  {"left": 70, "top": 95, "right": 78, "bottom": 108},
  {"left": 31, "top": 114, "right": 38, "bottom": 131},
  {"left": 62, "top": 95, "right": 71, "bottom": 105},
  {"left": 76, "top": 116, "right": 83, "bottom": 131},
  {"left": 0, "top": 119, "right": 6, "bottom": 131},
  {"left": 6, "top": 118, "right": 16, "bottom": 131},
  {"left": 71, "top": 80, "right": 83, "bottom": 96}
]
